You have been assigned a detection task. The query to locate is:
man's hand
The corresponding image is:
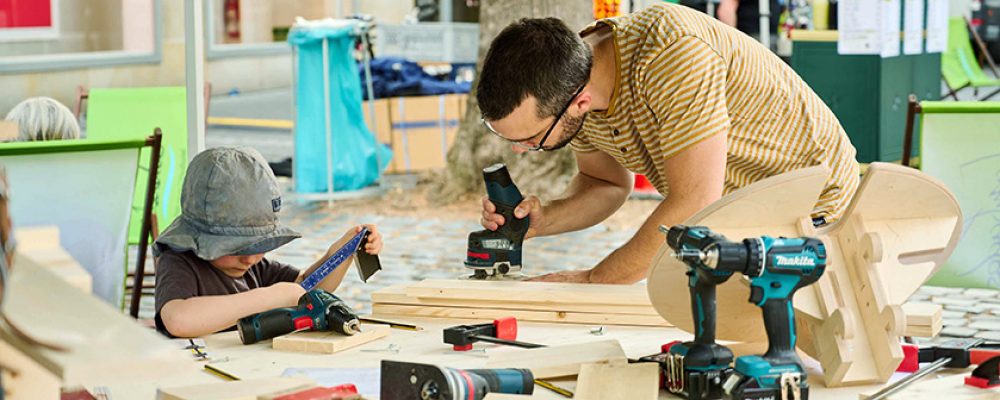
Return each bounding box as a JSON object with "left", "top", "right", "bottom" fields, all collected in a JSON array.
[
  {"left": 528, "top": 269, "right": 592, "bottom": 283},
  {"left": 480, "top": 195, "right": 546, "bottom": 239}
]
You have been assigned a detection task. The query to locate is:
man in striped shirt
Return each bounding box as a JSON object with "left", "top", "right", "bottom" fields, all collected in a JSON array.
[{"left": 477, "top": 4, "right": 859, "bottom": 283}]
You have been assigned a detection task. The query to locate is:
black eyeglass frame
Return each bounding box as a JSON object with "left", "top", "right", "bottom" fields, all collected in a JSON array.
[{"left": 481, "top": 84, "right": 587, "bottom": 151}]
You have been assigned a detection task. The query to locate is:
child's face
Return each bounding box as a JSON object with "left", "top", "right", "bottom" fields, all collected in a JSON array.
[{"left": 210, "top": 254, "right": 266, "bottom": 278}]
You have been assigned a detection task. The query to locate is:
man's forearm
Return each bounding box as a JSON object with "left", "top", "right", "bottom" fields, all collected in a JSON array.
[
  {"left": 535, "top": 172, "right": 631, "bottom": 238},
  {"left": 589, "top": 195, "right": 714, "bottom": 284}
]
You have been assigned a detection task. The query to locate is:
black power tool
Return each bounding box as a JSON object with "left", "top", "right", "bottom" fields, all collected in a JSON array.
[
  {"left": 465, "top": 164, "right": 530, "bottom": 279},
  {"left": 237, "top": 289, "right": 360, "bottom": 345},
  {"left": 380, "top": 360, "right": 534, "bottom": 400}
]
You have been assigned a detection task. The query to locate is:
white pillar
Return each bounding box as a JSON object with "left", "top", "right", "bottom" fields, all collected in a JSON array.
[{"left": 185, "top": 0, "right": 207, "bottom": 160}]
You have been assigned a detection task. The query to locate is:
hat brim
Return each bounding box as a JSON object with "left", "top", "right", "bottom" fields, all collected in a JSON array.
[{"left": 153, "top": 218, "right": 301, "bottom": 260}]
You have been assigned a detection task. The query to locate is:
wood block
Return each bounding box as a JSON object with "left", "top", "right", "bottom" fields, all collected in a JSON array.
[
  {"left": 902, "top": 302, "right": 943, "bottom": 327},
  {"left": 575, "top": 362, "right": 659, "bottom": 400},
  {"left": 903, "top": 322, "right": 942, "bottom": 338},
  {"left": 486, "top": 339, "right": 627, "bottom": 379},
  {"left": 371, "top": 303, "right": 668, "bottom": 327},
  {"left": 407, "top": 279, "right": 651, "bottom": 306},
  {"left": 373, "top": 284, "right": 660, "bottom": 316},
  {"left": 0, "top": 254, "right": 188, "bottom": 386},
  {"left": 272, "top": 325, "right": 390, "bottom": 354},
  {"left": 157, "top": 377, "right": 316, "bottom": 400}
]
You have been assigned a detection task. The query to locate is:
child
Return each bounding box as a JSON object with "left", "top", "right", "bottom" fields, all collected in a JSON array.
[{"left": 152, "top": 147, "right": 382, "bottom": 338}]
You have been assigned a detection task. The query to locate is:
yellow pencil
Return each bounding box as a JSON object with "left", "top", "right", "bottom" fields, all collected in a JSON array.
[
  {"left": 204, "top": 364, "right": 240, "bottom": 381},
  {"left": 534, "top": 379, "right": 573, "bottom": 398}
]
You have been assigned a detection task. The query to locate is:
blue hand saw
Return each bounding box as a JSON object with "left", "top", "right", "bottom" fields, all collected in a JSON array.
[{"left": 299, "top": 227, "right": 381, "bottom": 291}]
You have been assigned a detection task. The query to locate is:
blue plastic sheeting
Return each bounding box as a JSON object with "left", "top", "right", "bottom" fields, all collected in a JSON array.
[
  {"left": 289, "top": 23, "right": 392, "bottom": 193},
  {"left": 360, "top": 57, "right": 472, "bottom": 99}
]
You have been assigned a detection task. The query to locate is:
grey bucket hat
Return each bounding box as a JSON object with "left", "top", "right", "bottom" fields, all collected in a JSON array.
[{"left": 153, "top": 147, "right": 301, "bottom": 260}]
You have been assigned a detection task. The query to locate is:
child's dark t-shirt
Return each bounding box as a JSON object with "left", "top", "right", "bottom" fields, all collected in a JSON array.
[{"left": 153, "top": 250, "right": 300, "bottom": 336}]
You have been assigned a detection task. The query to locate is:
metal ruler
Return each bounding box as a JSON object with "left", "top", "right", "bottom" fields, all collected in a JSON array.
[{"left": 300, "top": 227, "right": 368, "bottom": 291}]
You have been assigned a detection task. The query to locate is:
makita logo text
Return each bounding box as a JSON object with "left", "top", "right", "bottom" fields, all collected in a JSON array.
[{"left": 775, "top": 255, "right": 815, "bottom": 266}]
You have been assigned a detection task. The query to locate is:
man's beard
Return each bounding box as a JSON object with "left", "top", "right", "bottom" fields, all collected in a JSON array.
[{"left": 542, "top": 112, "right": 587, "bottom": 151}]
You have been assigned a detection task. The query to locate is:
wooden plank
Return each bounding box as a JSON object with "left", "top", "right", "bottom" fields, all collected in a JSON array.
[
  {"left": 371, "top": 304, "right": 669, "bottom": 327},
  {"left": 902, "top": 302, "right": 943, "bottom": 327},
  {"left": 575, "top": 362, "right": 659, "bottom": 400},
  {"left": 406, "top": 279, "right": 650, "bottom": 306},
  {"left": 486, "top": 339, "right": 627, "bottom": 379},
  {"left": 372, "top": 285, "right": 660, "bottom": 316},
  {"left": 13, "top": 226, "right": 92, "bottom": 293},
  {"left": 157, "top": 377, "right": 315, "bottom": 400},
  {"left": 272, "top": 325, "right": 390, "bottom": 354}
]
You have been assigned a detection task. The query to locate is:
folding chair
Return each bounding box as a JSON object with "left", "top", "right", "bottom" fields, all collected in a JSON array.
[{"left": 941, "top": 17, "right": 1000, "bottom": 101}]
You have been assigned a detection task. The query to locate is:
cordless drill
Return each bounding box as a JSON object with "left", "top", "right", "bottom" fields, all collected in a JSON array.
[
  {"left": 661, "top": 225, "right": 738, "bottom": 400},
  {"left": 380, "top": 360, "right": 534, "bottom": 400},
  {"left": 663, "top": 225, "right": 826, "bottom": 400},
  {"left": 237, "top": 289, "right": 360, "bottom": 345},
  {"left": 465, "top": 164, "right": 530, "bottom": 279}
]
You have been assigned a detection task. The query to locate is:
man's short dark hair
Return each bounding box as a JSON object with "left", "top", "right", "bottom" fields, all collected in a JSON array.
[{"left": 477, "top": 18, "right": 592, "bottom": 121}]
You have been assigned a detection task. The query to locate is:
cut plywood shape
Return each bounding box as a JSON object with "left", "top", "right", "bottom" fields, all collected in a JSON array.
[
  {"left": 371, "top": 303, "right": 668, "bottom": 327},
  {"left": 0, "top": 339, "right": 60, "bottom": 400},
  {"left": 373, "top": 284, "right": 659, "bottom": 316},
  {"left": 0, "top": 254, "right": 189, "bottom": 386},
  {"left": 406, "top": 279, "right": 650, "bottom": 306},
  {"left": 157, "top": 377, "right": 316, "bottom": 400},
  {"left": 272, "top": 325, "right": 390, "bottom": 354},
  {"left": 647, "top": 163, "right": 961, "bottom": 387},
  {"left": 486, "top": 339, "right": 627, "bottom": 379},
  {"left": 575, "top": 362, "right": 659, "bottom": 400}
]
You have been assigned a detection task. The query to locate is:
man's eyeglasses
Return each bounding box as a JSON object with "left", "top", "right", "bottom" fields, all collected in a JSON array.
[{"left": 482, "top": 84, "right": 586, "bottom": 151}]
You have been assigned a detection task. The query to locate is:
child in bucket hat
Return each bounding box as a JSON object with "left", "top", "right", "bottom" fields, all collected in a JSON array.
[{"left": 152, "top": 147, "right": 382, "bottom": 338}]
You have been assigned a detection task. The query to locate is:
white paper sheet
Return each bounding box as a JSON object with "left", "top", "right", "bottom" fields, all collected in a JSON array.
[
  {"left": 881, "top": 0, "right": 902, "bottom": 58},
  {"left": 903, "top": 0, "right": 925, "bottom": 55},
  {"left": 925, "top": 0, "right": 949, "bottom": 53},
  {"left": 838, "top": 0, "right": 882, "bottom": 54}
]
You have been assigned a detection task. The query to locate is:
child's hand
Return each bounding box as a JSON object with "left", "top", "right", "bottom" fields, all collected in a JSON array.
[
  {"left": 270, "top": 281, "right": 306, "bottom": 305},
  {"left": 356, "top": 224, "right": 382, "bottom": 255}
]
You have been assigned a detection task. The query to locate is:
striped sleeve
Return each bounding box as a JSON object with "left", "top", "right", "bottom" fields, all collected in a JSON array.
[{"left": 643, "top": 36, "right": 729, "bottom": 161}]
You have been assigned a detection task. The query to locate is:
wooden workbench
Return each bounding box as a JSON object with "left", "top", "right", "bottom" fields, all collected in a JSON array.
[{"left": 68, "top": 316, "right": 989, "bottom": 399}]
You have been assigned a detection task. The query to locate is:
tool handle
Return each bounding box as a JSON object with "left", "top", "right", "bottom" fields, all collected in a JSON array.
[
  {"left": 237, "top": 307, "right": 297, "bottom": 345},
  {"left": 471, "top": 335, "right": 545, "bottom": 349},
  {"left": 760, "top": 298, "right": 801, "bottom": 366},
  {"left": 483, "top": 163, "right": 523, "bottom": 207},
  {"left": 463, "top": 367, "right": 535, "bottom": 398},
  {"left": 690, "top": 271, "right": 719, "bottom": 345}
]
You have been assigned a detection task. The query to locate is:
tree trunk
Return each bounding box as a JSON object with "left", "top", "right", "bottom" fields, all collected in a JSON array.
[{"left": 433, "top": 0, "right": 594, "bottom": 202}]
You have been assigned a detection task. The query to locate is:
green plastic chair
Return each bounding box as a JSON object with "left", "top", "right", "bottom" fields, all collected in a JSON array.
[
  {"left": 85, "top": 87, "right": 188, "bottom": 245},
  {"left": 942, "top": 17, "right": 1000, "bottom": 100}
]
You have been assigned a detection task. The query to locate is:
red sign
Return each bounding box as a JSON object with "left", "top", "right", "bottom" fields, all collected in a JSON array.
[{"left": 0, "top": 0, "right": 53, "bottom": 29}]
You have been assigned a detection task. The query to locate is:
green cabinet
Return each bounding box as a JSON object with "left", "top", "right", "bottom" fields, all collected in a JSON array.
[{"left": 790, "top": 38, "right": 940, "bottom": 163}]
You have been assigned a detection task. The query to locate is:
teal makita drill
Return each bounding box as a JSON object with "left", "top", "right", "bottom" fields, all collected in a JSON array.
[
  {"left": 465, "top": 164, "right": 530, "bottom": 279},
  {"left": 237, "top": 289, "right": 360, "bottom": 345},
  {"left": 661, "top": 225, "right": 826, "bottom": 400}
]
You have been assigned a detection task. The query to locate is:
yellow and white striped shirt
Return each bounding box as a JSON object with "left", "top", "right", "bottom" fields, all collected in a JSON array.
[{"left": 572, "top": 4, "right": 860, "bottom": 221}]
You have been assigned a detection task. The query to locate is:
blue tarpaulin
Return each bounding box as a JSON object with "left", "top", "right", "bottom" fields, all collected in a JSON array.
[{"left": 289, "top": 22, "right": 392, "bottom": 193}]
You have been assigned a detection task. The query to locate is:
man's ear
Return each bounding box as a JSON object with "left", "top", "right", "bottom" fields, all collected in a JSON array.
[{"left": 575, "top": 89, "right": 593, "bottom": 113}]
